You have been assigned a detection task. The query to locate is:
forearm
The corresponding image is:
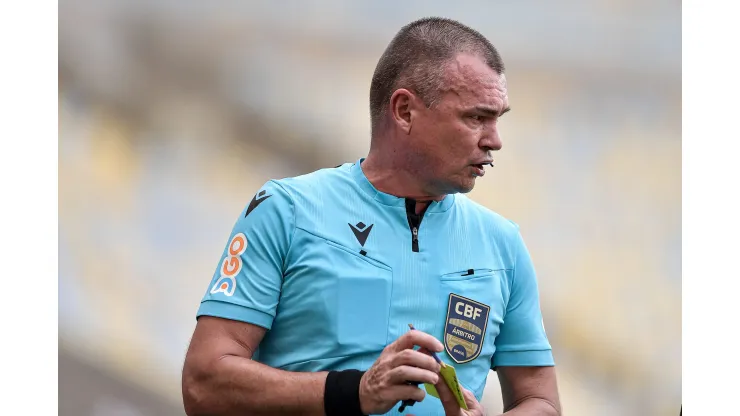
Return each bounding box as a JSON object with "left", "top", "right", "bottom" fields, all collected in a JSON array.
[
  {"left": 500, "top": 397, "right": 560, "bottom": 416},
  {"left": 183, "top": 355, "right": 329, "bottom": 416}
]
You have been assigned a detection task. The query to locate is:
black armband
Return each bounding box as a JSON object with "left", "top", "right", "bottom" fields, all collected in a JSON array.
[{"left": 323, "top": 369, "right": 365, "bottom": 416}]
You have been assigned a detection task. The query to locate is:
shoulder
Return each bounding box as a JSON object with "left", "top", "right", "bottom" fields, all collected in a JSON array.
[
  {"left": 237, "top": 163, "right": 354, "bottom": 230},
  {"left": 453, "top": 193, "right": 521, "bottom": 242},
  {"left": 267, "top": 162, "right": 354, "bottom": 201},
  {"left": 248, "top": 162, "right": 356, "bottom": 216}
]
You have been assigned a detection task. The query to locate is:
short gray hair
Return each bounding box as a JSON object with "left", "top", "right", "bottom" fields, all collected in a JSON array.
[{"left": 369, "top": 17, "right": 505, "bottom": 136}]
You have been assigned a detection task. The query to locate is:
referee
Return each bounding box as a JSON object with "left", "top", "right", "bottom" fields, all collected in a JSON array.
[{"left": 182, "top": 17, "right": 561, "bottom": 416}]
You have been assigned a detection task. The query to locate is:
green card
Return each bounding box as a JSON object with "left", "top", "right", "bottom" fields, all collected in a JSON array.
[{"left": 424, "top": 363, "right": 468, "bottom": 410}]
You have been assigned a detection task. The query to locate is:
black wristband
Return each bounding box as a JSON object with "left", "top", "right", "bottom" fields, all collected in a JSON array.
[{"left": 324, "top": 369, "right": 366, "bottom": 416}]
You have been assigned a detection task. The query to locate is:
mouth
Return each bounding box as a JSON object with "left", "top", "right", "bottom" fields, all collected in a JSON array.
[{"left": 470, "top": 163, "right": 491, "bottom": 177}]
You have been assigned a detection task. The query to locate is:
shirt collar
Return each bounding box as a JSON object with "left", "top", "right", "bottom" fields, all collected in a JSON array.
[{"left": 350, "top": 158, "right": 455, "bottom": 213}]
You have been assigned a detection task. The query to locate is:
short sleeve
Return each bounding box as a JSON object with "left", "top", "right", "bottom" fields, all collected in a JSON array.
[
  {"left": 492, "top": 227, "right": 554, "bottom": 368},
  {"left": 196, "top": 180, "right": 294, "bottom": 330}
]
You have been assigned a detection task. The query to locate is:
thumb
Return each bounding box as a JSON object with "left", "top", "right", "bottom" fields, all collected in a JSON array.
[
  {"left": 434, "top": 376, "right": 462, "bottom": 415},
  {"left": 462, "top": 387, "right": 483, "bottom": 412}
]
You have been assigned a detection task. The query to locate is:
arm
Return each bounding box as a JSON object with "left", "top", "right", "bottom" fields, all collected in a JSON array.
[
  {"left": 182, "top": 316, "right": 328, "bottom": 416},
  {"left": 182, "top": 181, "right": 317, "bottom": 415},
  {"left": 182, "top": 318, "right": 445, "bottom": 416},
  {"left": 492, "top": 225, "right": 560, "bottom": 414},
  {"left": 496, "top": 366, "right": 561, "bottom": 416},
  {"left": 181, "top": 181, "right": 443, "bottom": 415}
]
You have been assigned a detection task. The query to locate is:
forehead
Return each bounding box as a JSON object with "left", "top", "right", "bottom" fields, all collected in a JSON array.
[{"left": 439, "top": 53, "right": 508, "bottom": 108}]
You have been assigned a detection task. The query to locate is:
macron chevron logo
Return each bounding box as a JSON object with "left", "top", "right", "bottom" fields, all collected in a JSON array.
[
  {"left": 349, "top": 222, "right": 374, "bottom": 247},
  {"left": 245, "top": 190, "right": 272, "bottom": 217}
]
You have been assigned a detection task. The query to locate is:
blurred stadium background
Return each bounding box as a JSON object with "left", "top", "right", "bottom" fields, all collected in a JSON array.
[{"left": 58, "top": 1, "right": 681, "bottom": 415}]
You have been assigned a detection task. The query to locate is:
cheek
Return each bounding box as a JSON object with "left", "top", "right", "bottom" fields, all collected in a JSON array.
[
  {"left": 419, "top": 113, "right": 474, "bottom": 163},
  {"left": 446, "top": 124, "right": 478, "bottom": 155}
]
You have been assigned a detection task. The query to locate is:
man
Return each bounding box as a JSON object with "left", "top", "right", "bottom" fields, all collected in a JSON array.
[{"left": 182, "top": 17, "right": 561, "bottom": 416}]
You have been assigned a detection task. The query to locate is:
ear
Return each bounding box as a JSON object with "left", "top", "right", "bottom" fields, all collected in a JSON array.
[{"left": 389, "top": 88, "right": 422, "bottom": 135}]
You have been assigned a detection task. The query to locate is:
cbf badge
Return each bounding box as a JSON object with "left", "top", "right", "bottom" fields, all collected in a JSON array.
[{"left": 444, "top": 293, "right": 490, "bottom": 364}]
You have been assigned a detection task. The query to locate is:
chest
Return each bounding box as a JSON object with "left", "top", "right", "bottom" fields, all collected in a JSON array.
[{"left": 279, "top": 205, "right": 512, "bottom": 375}]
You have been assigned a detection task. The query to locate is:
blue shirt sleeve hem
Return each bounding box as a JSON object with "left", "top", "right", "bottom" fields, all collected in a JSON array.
[
  {"left": 196, "top": 300, "right": 274, "bottom": 330},
  {"left": 492, "top": 349, "right": 555, "bottom": 368}
]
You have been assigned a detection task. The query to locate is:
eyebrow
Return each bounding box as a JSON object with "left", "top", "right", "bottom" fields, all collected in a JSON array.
[{"left": 474, "top": 106, "right": 511, "bottom": 117}]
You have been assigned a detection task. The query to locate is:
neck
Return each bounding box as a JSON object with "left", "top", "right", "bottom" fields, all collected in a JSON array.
[{"left": 361, "top": 151, "right": 446, "bottom": 202}]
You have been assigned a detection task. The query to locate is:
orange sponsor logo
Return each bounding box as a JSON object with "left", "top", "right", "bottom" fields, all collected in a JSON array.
[{"left": 210, "top": 233, "right": 247, "bottom": 297}]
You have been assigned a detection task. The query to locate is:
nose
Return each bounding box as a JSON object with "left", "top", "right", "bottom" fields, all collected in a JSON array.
[{"left": 479, "top": 123, "right": 502, "bottom": 152}]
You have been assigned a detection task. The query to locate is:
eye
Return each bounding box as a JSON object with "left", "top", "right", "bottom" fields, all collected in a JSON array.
[{"left": 468, "top": 115, "right": 483, "bottom": 122}]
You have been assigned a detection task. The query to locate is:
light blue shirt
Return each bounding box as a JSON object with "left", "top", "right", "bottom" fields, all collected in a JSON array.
[{"left": 197, "top": 158, "right": 554, "bottom": 415}]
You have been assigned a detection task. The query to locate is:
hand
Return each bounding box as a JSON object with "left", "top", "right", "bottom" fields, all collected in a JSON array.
[
  {"left": 359, "top": 330, "right": 444, "bottom": 415},
  {"left": 434, "top": 377, "right": 485, "bottom": 416}
]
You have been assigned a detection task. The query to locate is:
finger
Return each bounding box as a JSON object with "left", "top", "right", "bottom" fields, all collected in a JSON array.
[
  {"left": 393, "top": 349, "right": 441, "bottom": 373},
  {"left": 388, "top": 365, "right": 440, "bottom": 385},
  {"left": 462, "top": 388, "right": 483, "bottom": 412},
  {"left": 434, "top": 376, "right": 462, "bottom": 415},
  {"left": 417, "top": 347, "right": 440, "bottom": 362},
  {"left": 391, "top": 330, "right": 444, "bottom": 353},
  {"left": 417, "top": 348, "right": 444, "bottom": 372},
  {"left": 390, "top": 384, "right": 426, "bottom": 404}
]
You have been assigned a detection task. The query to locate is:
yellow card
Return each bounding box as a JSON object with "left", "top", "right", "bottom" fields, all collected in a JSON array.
[{"left": 423, "top": 363, "right": 468, "bottom": 410}]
